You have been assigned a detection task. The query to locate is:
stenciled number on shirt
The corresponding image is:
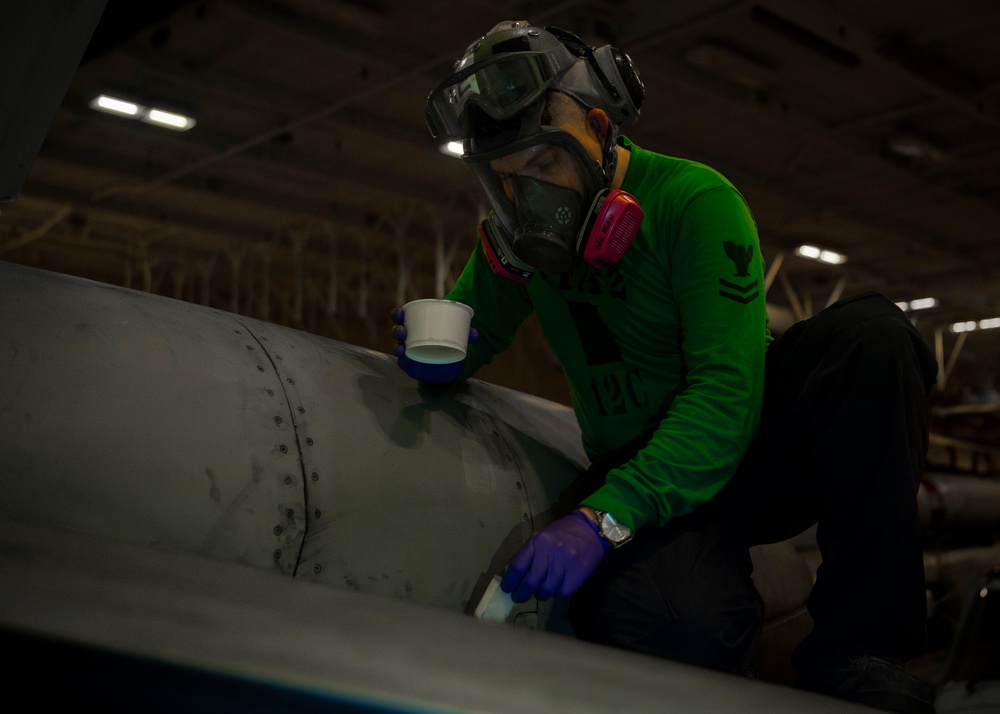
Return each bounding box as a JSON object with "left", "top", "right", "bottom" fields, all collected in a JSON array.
[
  {"left": 566, "top": 301, "right": 650, "bottom": 416},
  {"left": 589, "top": 368, "right": 649, "bottom": 417},
  {"left": 549, "top": 264, "right": 627, "bottom": 300}
]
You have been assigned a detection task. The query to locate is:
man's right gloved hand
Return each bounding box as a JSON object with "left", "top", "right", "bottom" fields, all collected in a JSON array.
[
  {"left": 500, "top": 510, "right": 611, "bottom": 603},
  {"left": 390, "top": 307, "right": 478, "bottom": 385}
]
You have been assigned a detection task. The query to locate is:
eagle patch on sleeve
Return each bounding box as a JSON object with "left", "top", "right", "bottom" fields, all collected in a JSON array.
[{"left": 719, "top": 241, "right": 760, "bottom": 304}]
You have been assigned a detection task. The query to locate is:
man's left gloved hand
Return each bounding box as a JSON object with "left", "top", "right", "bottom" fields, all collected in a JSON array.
[
  {"left": 500, "top": 509, "right": 611, "bottom": 603},
  {"left": 390, "top": 306, "right": 478, "bottom": 385}
]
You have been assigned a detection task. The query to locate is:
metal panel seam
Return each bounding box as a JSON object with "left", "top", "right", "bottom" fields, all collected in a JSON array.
[{"left": 234, "top": 316, "right": 311, "bottom": 578}]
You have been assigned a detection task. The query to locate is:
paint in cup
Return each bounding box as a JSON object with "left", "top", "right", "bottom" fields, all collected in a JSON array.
[{"left": 402, "top": 299, "right": 474, "bottom": 364}]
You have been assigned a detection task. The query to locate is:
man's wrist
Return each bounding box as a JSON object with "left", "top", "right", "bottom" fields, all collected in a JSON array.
[
  {"left": 580, "top": 507, "right": 634, "bottom": 549},
  {"left": 577, "top": 506, "right": 600, "bottom": 526}
]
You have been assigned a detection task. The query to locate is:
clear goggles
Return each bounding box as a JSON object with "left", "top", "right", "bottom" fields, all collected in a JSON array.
[{"left": 424, "top": 51, "right": 572, "bottom": 141}]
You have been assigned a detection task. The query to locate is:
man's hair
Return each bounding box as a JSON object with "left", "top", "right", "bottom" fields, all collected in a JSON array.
[{"left": 541, "top": 91, "right": 588, "bottom": 128}]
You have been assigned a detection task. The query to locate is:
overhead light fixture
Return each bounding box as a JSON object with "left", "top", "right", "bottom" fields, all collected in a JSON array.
[
  {"left": 89, "top": 93, "right": 196, "bottom": 131},
  {"left": 144, "top": 108, "right": 196, "bottom": 131},
  {"left": 951, "top": 317, "right": 1000, "bottom": 333},
  {"left": 684, "top": 42, "right": 775, "bottom": 90},
  {"left": 896, "top": 297, "right": 938, "bottom": 312},
  {"left": 795, "top": 244, "right": 846, "bottom": 265},
  {"left": 92, "top": 95, "right": 140, "bottom": 117},
  {"left": 439, "top": 141, "right": 464, "bottom": 158},
  {"left": 886, "top": 132, "right": 946, "bottom": 163}
]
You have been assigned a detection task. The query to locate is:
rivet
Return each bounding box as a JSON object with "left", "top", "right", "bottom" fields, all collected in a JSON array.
[
  {"left": 311, "top": 472, "right": 319, "bottom": 482},
  {"left": 522, "top": 513, "right": 529, "bottom": 520},
  {"left": 273, "top": 549, "right": 282, "bottom": 560},
  {"left": 266, "top": 389, "right": 275, "bottom": 396},
  {"left": 297, "top": 406, "right": 305, "bottom": 414},
  {"left": 528, "top": 29, "right": 539, "bottom": 37},
  {"left": 313, "top": 564, "right": 322, "bottom": 574},
  {"left": 257, "top": 365, "right": 265, "bottom": 372},
  {"left": 314, "top": 508, "right": 322, "bottom": 518},
  {"left": 287, "top": 378, "right": 295, "bottom": 385},
  {"left": 273, "top": 525, "right": 283, "bottom": 535},
  {"left": 285, "top": 508, "right": 294, "bottom": 519},
  {"left": 279, "top": 445, "right": 288, "bottom": 454},
  {"left": 516, "top": 482, "right": 522, "bottom": 490},
  {"left": 283, "top": 475, "right": 293, "bottom": 485},
  {"left": 274, "top": 416, "right": 283, "bottom": 425},
  {"left": 233, "top": 329, "right": 241, "bottom": 334},
  {"left": 305, "top": 437, "right": 314, "bottom": 446},
  {"left": 246, "top": 345, "right": 254, "bottom": 351},
  {"left": 275, "top": 354, "right": 282, "bottom": 360}
]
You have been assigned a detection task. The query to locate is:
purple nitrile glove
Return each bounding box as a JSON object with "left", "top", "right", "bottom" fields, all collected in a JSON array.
[
  {"left": 500, "top": 510, "right": 611, "bottom": 603},
  {"left": 390, "top": 307, "right": 478, "bottom": 385}
]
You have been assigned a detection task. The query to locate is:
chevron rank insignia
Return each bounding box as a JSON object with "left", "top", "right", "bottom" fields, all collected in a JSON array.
[{"left": 719, "top": 242, "right": 760, "bottom": 304}]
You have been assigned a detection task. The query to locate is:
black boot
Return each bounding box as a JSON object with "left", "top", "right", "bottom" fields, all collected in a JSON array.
[{"left": 799, "top": 655, "right": 935, "bottom": 714}]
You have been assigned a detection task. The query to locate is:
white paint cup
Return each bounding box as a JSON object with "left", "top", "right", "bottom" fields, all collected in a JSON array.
[{"left": 402, "top": 298, "right": 475, "bottom": 364}]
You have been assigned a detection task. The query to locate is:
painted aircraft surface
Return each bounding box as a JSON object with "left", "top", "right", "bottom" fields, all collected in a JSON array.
[{"left": 1, "top": 2, "right": 995, "bottom": 710}]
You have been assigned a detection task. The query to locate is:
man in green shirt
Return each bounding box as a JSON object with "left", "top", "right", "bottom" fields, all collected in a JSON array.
[{"left": 393, "top": 21, "right": 938, "bottom": 714}]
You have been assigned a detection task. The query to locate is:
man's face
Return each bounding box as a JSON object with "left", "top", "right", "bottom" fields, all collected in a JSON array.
[
  {"left": 486, "top": 106, "right": 605, "bottom": 205},
  {"left": 488, "top": 143, "right": 585, "bottom": 203}
]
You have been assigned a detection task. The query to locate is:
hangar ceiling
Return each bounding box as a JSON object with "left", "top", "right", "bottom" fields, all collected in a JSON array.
[{"left": 2, "top": 0, "right": 999, "bottom": 459}]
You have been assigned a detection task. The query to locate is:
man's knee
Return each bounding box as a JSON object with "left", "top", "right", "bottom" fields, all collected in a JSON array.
[
  {"left": 818, "top": 293, "right": 938, "bottom": 392},
  {"left": 646, "top": 590, "right": 762, "bottom": 673},
  {"left": 569, "top": 520, "right": 763, "bottom": 673},
  {"left": 570, "top": 578, "right": 762, "bottom": 673},
  {"left": 856, "top": 302, "right": 938, "bottom": 392}
]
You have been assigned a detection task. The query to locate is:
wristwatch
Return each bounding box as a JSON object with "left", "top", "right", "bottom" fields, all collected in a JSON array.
[{"left": 592, "top": 509, "right": 633, "bottom": 548}]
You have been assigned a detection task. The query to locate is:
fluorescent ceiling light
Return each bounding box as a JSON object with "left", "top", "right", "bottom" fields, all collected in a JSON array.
[
  {"left": 90, "top": 94, "right": 140, "bottom": 116},
  {"left": 144, "top": 108, "right": 196, "bottom": 131},
  {"left": 89, "top": 93, "right": 196, "bottom": 132},
  {"left": 951, "top": 317, "right": 1000, "bottom": 333},
  {"left": 439, "top": 141, "right": 464, "bottom": 157},
  {"left": 795, "top": 244, "right": 846, "bottom": 265},
  {"left": 896, "top": 297, "right": 938, "bottom": 312},
  {"left": 886, "top": 133, "right": 946, "bottom": 163}
]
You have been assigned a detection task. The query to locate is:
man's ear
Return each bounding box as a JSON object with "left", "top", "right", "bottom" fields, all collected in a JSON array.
[{"left": 587, "top": 108, "right": 611, "bottom": 150}]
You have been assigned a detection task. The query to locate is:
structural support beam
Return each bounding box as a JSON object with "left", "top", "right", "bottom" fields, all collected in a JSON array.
[
  {"left": 324, "top": 222, "right": 338, "bottom": 318},
  {"left": 779, "top": 271, "right": 805, "bottom": 321},
  {"left": 225, "top": 244, "right": 245, "bottom": 314},
  {"left": 934, "top": 328, "right": 969, "bottom": 391},
  {"left": 0, "top": 205, "right": 72, "bottom": 254},
  {"left": 824, "top": 273, "right": 849, "bottom": 308},
  {"left": 764, "top": 251, "right": 787, "bottom": 294}
]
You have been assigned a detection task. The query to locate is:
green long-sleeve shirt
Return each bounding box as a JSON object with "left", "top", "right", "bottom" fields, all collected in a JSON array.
[{"left": 447, "top": 137, "right": 771, "bottom": 531}]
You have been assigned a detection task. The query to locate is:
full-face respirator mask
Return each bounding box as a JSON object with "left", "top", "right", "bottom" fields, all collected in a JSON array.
[{"left": 425, "top": 22, "right": 646, "bottom": 281}]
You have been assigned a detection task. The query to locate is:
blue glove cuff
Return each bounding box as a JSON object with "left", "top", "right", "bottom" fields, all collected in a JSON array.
[
  {"left": 573, "top": 510, "right": 612, "bottom": 554},
  {"left": 397, "top": 355, "right": 464, "bottom": 386}
]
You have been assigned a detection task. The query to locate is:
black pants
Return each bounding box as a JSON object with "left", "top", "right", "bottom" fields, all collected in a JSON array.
[{"left": 569, "top": 292, "right": 939, "bottom": 675}]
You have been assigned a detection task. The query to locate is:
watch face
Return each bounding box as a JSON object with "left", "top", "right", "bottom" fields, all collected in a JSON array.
[{"left": 600, "top": 512, "right": 632, "bottom": 544}]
